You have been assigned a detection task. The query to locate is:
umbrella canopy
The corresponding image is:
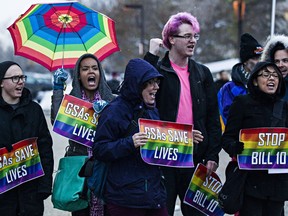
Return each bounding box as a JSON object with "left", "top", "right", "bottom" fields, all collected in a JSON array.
[{"left": 8, "top": 1, "right": 120, "bottom": 71}]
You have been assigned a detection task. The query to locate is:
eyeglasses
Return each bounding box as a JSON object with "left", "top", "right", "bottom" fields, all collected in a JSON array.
[
  {"left": 147, "top": 78, "right": 160, "bottom": 86},
  {"left": 257, "top": 72, "right": 279, "bottom": 79},
  {"left": 173, "top": 34, "right": 200, "bottom": 41},
  {"left": 2, "top": 75, "right": 27, "bottom": 83}
]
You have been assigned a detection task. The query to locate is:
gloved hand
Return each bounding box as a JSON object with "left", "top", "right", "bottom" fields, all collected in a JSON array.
[
  {"left": 227, "top": 141, "right": 244, "bottom": 157},
  {"left": 53, "top": 68, "right": 68, "bottom": 90},
  {"left": 93, "top": 100, "right": 108, "bottom": 114}
]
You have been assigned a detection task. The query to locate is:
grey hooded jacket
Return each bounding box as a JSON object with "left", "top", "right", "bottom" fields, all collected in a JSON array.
[{"left": 51, "top": 53, "right": 115, "bottom": 155}]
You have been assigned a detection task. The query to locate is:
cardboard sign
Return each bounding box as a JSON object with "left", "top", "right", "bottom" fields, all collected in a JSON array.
[
  {"left": 53, "top": 94, "right": 99, "bottom": 147},
  {"left": 184, "top": 164, "right": 224, "bottom": 216},
  {"left": 0, "top": 137, "right": 44, "bottom": 194},
  {"left": 238, "top": 127, "right": 288, "bottom": 170},
  {"left": 139, "top": 118, "right": 193, "bottom": 168}
]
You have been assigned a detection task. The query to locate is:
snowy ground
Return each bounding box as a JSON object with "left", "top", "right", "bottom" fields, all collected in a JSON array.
[{"left": 39, "top": 83, "right": 72, "bottom": 112}]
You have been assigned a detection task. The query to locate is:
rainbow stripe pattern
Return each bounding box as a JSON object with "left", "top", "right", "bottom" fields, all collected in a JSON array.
[
  {"left": 53, "top": 94, "right": 97, "bottom": 148},
  {"left": 8, "top": 2, "right": 120, "bottom": 71},
  {"left": 184, "top": 164, "right": 224, "bottom": 216},
  {"left": 139, "top": 118, "right": 193, "bottom": 168},
  {"left": 238, "top": 128, "right": 288, "bottom": 170},
  {"left": 0, "top": 137, "right": 44, "bottom": 194}
]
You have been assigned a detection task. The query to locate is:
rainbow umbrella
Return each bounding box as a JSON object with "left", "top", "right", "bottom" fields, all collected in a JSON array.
[{"left": 8, "top": 2, "right": 120, "bottom": 71}]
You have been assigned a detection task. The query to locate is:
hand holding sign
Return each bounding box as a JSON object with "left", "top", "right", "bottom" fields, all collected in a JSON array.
[
  {"left": 193, "top": 130, "right": 203, "bottom": 144},
  {"left": 184, "top": 163, "right": 224, "bottom": 216},
  {"left": 133, "top": 132, "right": 148, "bottom": 148},
  {"left": 206, "top": 160, "right": 219, "bottom": 177}
]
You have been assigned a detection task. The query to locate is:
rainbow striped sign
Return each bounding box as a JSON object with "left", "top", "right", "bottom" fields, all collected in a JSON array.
[
  {"left": 139, "top": 118, "right": 193, "bottom": 168},
  {"left": 184, "top": 164, "right": 224, "bottom": 216},
  {"left": 238, "top": 127, "right": 288, "bottom": 170},
  {"left": 0, "top": 137, "right": 44, "bottom": 194},
  {"left": 53, "top": 94, "right": 98, "bottom": 148}
]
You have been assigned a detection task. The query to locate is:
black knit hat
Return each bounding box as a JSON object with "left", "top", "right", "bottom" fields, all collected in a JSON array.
[
  {"left": 240, "top": 33, "right": 263, "bottom": 63},
  {"left": 0, "top": 61, "right": 21, "bottom": 83}
]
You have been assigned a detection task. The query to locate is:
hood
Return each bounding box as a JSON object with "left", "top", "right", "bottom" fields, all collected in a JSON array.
[
  {"left": 261, "top": 34, "right": 288, "bottom": 62},
  {"left": 70, "top": 53, "right": 114, "bottom": 102},
  {"left": 247, "top": 61, "right": 285, "bottom": 98},
  {"left": 120, "top": 58, "right": 163, "bottom": 103},
  {"left": 231, "top": 63, "right": 249, "bottom": 87}
]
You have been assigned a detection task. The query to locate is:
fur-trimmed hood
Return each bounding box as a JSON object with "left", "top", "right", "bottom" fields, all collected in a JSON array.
[{"left": 261, "top": 34, "right": 288, "bottom": 62}]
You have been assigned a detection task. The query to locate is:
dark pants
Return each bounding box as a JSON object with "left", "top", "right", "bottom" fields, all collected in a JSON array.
[
  {"left": 71, "top": 207, "right": 90, "bottom": 216},
  {"left": 0, "top": 182, "right": 44, "bottom": 216},
  {"left": 106, "top": 203, "right": 168, "bottom": 216},
  {"left": 239, "top": 194, "right": 284, "bottom": 216},
  {"left": 162, "top": 167, "right": 205, "bottom": 216}
]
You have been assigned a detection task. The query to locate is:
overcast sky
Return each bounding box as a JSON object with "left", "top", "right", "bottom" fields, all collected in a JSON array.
[{"left": 0, "top": 0, "right": 70, "bottom": 49}]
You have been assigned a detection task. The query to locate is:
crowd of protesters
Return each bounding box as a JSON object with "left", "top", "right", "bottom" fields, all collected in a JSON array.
[{"left": 1, "top": 9, "right": 288, "bottom": 216}]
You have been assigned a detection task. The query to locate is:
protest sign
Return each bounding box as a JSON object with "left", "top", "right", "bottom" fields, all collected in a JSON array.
[
  {"left": 53, "top": 94, "right": 99, "bottom": 147},
  {"left": 238, "top": 127, "right": 288, "bottom": 170},
  {"left": 184, "top": 164, "right": 224, "bottom": 216},
  {"left": 0, "top": 137, "right": 44, "bottom": 194},
  {"left": 139, "top": 118, "right": 193, "bottom": 168}
]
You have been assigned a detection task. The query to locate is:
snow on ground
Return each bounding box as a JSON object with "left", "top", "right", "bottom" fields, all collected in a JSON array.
[{"left": 39, "top": 83, "right": 72, "bottom": 111}]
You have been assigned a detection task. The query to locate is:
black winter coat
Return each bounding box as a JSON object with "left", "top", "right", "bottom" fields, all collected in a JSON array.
[
  {"left": 144, "top": 52, "right": 221, "bottom": 165},
  {"left": 0, "top": 88, "right": 54, "bottom": 210},
  {"left": 222, "top": 93, "right": 288, "bottom": 201}
]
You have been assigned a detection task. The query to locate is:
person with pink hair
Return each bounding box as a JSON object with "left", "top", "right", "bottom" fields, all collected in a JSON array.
[{"left": 144, "top": 12, "right": 221, "bottom": 216}]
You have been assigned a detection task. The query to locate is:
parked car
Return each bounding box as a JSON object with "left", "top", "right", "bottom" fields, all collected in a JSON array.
[{"left": 24, "top": 71, "right": 53, "bottom": 102}]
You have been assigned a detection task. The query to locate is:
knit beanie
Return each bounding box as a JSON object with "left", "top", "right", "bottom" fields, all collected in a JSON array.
[
  {"left": 240, "top": 33, "right": 263, "bottom": 63},
  {"left": 0, "top": 61, "right": 21, "bottom": 83}
]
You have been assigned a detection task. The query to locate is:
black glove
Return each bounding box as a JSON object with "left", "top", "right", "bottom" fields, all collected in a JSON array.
[{"left": 227, "top": 141, "right": 244, "bottom": 157}]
